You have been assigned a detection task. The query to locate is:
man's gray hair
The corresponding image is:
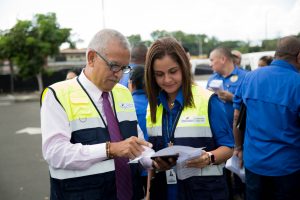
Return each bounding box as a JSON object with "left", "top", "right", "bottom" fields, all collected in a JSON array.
[{"left": 86, "top": 29, "right": 130, "bottom": 58}]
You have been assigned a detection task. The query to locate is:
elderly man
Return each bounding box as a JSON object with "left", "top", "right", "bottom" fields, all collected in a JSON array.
[
  {"left": 233, "top": 35, "right": 300, "bottom": 199},
  {"left": 41, "top": 29, "right": 152, "bottom": 200}
]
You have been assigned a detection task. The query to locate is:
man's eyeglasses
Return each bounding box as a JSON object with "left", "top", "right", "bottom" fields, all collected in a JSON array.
[{"left": 94, "top": 51, "right": 131, "bottom": 74}]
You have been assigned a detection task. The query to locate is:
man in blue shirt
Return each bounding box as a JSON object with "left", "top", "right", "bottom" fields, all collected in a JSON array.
[
  {"left": 128, "top": 65, "right": 149, "bottom": 197},
  {"left": 128, "top": 65, "right": 148, "bottom": 140},
  {"left": 207, "top": 47, "right": 247, "bottom": 199},
  {"left": 119, "top": 43, "right": 148, "bottom": 87},
  {"left": 207, "top": 47, "right": 247, "bottom": 126},
  {"left": 233, "top": 35, "right": 300, "bottom": 200}
]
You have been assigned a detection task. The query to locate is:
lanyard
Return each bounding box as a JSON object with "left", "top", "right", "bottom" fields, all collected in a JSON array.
[
  {"left": 163, "top": 106, "right": 183, "bottom": 146},
  {"left": 77, "top": 78, "right": 115, "bottom": 133}
]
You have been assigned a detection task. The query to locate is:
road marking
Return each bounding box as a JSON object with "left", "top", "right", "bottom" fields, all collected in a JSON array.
[
  {"left": 0, "top": 102, "right": 12, "bottom": 106},
  {"left": 16, "top": 127, "right": 41, "bottom": 135}
]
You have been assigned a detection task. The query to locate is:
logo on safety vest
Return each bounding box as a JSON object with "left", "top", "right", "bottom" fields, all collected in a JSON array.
[
  {"left": 119, "top": 103, "right": 134, "bottom": 109},
  {"left": 79, "top": 117, "right": 87, "bottom": 122},
  {"left": 181, "top": 116, "right": 206, "bottom": 124}
]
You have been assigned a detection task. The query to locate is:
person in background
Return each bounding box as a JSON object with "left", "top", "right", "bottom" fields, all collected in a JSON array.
[
  {"left": 207, "top": 47, "right": 247, "bottom": 200},
  {"left": 145, "top": 37, "right": 233, "bottom": 200},
  {"left": 128, "top": 65, "right": 149, "bottom": 197},
  {"left": 119, "top": 43, "right": 148, "bottom": 87},
  {"left": 207, "top": 47, "right": 247, "bottom": 127},
  {"left": 233, "top": 35, "right": 300, "bottom": 200},
  {"left": 41, "top": 29, "right": 152, "bottom": 200},
  {"left": 258, "top": 55, "right": 273, "bottom": 67},
  {"left": 231, "top": 50, "right": 242, "bottom": 68},
  {"left": 65, "top": 70, "right": 78, "bottom": 80}
]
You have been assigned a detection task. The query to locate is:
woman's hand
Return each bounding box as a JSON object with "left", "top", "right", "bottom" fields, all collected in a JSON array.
[{"left": 185, "top": 152, "right": 210, "bottom": 168}]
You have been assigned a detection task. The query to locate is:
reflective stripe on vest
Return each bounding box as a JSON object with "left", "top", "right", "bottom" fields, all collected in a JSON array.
[
  {"left": 49, "top": 159, "right": 115, "bottom": 180},
  {"left": 147, "top": 85, "right": 223, "bottom": 176},
  {"left": 42, "top": 79, "right": 137, "bottom": 179},
  {"left": 147, "top": 85, "right": 212, "bottom": 137}
]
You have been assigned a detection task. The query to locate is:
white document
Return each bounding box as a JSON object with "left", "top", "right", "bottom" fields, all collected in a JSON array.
[
  {"left": 152, "top": 145, "right": 205, "bottom": 180},
  {"left": 128, "top": 146, "right": 155, "bottom": 164},
  {"left": 208, "top": 79, "right": 224, "bottom": 92},
  {"left": 175, "top": 146, "right": 204, "bottom": 180},
  {"left": 129, "top": 145, "right": 205, "bottom": 180},
  {"left": 225, "top": 155, "right": 245, "bottom": 183}
]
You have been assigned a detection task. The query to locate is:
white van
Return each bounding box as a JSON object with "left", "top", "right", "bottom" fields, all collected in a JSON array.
[{"left": 241, "top": 51, "right": 275, "bottom": 71}]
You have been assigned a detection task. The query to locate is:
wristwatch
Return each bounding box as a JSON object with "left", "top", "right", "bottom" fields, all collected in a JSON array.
[{"left": 207, "top": 152, "right": 215, "bottom": 165}]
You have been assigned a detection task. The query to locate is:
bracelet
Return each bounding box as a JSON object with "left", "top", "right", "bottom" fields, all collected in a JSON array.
[{"left": 106, "top": 141, "right": 113, "bottom": 159}]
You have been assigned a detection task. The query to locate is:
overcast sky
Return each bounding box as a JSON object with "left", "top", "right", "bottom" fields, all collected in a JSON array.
[{"left": 1, "top": 0, "right": 300, "bottom": 48}]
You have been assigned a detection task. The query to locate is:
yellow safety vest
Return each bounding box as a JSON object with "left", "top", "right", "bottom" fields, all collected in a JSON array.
[
  {"left": 42, "top": 78, "right": 138, "bottom": 180},
  {"left": 146, "top": 85, "right": 224, "bottom": 176}
]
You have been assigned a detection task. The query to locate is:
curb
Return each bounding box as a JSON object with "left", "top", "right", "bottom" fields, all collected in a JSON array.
[{"left": 0, "top": 94, "right": 40, "bottom": 103}]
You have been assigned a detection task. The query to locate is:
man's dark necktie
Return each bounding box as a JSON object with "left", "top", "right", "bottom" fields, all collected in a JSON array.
[{"left": 102, "top": 92, "right": 133, "bottom": 200}]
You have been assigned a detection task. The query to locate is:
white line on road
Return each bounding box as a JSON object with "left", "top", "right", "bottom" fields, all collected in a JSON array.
[
  {"left": 16, "top": 127, "right": 41, "bottom": 135},
  {"left": 0, "top": 102, "right": 12, "bottom": 106}
]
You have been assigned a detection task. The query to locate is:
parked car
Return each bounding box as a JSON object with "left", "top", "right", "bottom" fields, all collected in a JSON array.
[{"left": 190, "top": 59, "right": 213, "bottom": 75}]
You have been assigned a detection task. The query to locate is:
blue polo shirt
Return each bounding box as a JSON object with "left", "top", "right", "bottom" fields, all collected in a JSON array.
[
  {"left": 207, "top": 66, "right": 247, "bottom": 126},
  {"left": 132, "top": 89, "right": 148, "bottom": 140},
  {"left": 233, "top": 60, "right": 300, "bottom": 176},
  {"left": 158, "top": 87, "right": 234, "bottom": 200},
  {"left": 132, "top": 89, "right": 148, "bottom": 177}
]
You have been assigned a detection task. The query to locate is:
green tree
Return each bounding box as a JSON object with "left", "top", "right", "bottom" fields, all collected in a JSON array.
[
  {"left": 261, "top": 39, "right": 277, "bottom": 51},
  {"left": 150, "top": 30, "right": 172, "bottom": 41},
  {"left": 0, "top": 30, "right": 17, "bottom": 93},
  {"left": 3, "top": 13, "right": 74, "bottom": 92},
  {"left": 127, "top": 34, "right": 142, "bottom": 46}
]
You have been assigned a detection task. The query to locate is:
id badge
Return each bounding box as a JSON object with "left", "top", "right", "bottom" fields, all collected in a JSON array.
[{"left": 165, "top": 169, "right": 177, "bottom": 184}]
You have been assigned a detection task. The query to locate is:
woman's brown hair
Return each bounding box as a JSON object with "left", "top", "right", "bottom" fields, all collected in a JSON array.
[{"left": 145, "top": 37, "right": 194, "bottom": 123}]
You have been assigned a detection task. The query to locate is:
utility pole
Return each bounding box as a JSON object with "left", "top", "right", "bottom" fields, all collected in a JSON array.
[{"left": 198, "top": 36, "right": 202, "bottom": 58}]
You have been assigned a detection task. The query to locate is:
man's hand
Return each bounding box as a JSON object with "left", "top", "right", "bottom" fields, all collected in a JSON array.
[
  {"left": 233, "top": 148, "right": 244, "bottom": 168},
  {"left": 217, "top": 90, "right": 233, "bottom": 102},
  {"left": 185, "top": 152, "right": 210, "bottom": 168},
  {"left": 110, "top": 136, "right": 152, "bottom": 159}
]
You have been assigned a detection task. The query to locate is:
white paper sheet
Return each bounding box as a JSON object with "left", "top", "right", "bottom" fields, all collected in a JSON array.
[
  {"left": 129, "top": 145, "right": 206, "bottom": 180},
  {"left": 175, "top": 146, "right": 204, "bottom": 180},
  {"left": 208, "top": 79, "right": 224, "bottom": 92},
  {"left": 152, "top": 145, "right": 205, "bottom": 180},
  {"left": 128, "top": 146, "right": 155, "bottom": 164},
  {"left": 225, "top": 155, "right": 245, "bottom": 183}
]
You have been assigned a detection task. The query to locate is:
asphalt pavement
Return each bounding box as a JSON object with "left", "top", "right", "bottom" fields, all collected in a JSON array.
[{"left": 0, "top": 100, "right": 49, "bottom": 200}]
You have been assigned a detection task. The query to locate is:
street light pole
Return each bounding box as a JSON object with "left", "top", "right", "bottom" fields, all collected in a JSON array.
[{"left": 199, "top": 36, "right": 202, "bottom": 58}]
